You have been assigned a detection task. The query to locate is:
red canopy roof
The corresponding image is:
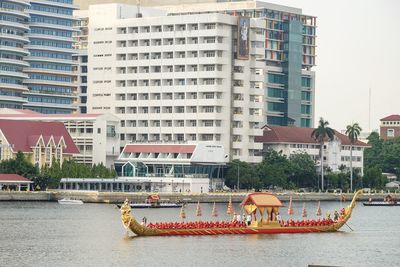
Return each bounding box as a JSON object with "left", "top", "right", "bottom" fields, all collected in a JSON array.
[
  {"left": 0, "top": 119, "right": 79, "bottom": 154},
  {"left": 0, "top": 174, "right": 31, "bottom": 182},
  {"left": 241, "top": 192, "right": 283, "bottom": 207}
]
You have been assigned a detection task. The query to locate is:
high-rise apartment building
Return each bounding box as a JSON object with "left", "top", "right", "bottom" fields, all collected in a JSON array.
[
  {"left": 0, "top": 0, "right": 30, "bottom": 109},
  {"left": 87, "top": 4, "right": 265, "bottom": 163},
  {"left": 23, "top": 0, "right": 77, "bottom": 114},
  {"left": 159, "top": 1, "right": 317, "bottom": 128},
  {"left": 74, "top": 0, "right": 317, "bottom": 127}
]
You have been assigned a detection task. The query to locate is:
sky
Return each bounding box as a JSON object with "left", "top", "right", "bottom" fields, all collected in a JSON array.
[{"left": 262, "top": 0, "right": 400, "bottom": 132}]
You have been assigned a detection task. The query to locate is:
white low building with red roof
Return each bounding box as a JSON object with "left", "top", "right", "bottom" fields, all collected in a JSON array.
[
  {"left": 0, "top": 119, "right": 79, "bottom": 168},
  {"left": 0, "top": 174, "right": 33, "bottom": 191},
  {"left": 256, "top": 125, "right": 369, "bottom": 175},
  {"left": 0, "top": 108, "right": 120, "bottom": 168}
]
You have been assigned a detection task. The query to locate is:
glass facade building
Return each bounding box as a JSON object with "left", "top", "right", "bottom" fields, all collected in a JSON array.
[
  {"left": 0, "top": 0, "right": 30, "bottom": 109},
  {"left": 23, "top": 0, "right": 76, "bottom": 114},
  {"left": 223, "top": 8, "right": 316, "bottom": 128},
  {"left": 263, "top": 9, "right": 316, "bottom": 128}
]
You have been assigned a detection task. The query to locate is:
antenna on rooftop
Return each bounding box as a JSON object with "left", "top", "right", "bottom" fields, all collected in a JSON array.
[{"left": 136, "top": 0, "right": 142, "bottom": 18}]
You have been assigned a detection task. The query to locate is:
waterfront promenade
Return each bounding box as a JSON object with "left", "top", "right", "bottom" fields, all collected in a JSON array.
[{"left": 0, "top": 190, "right": 392, "bottom": 203}]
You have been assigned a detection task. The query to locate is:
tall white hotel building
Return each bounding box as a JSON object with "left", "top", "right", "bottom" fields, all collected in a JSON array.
[{"left": 86, "top": 4, "right": 265, "bottom": 163}]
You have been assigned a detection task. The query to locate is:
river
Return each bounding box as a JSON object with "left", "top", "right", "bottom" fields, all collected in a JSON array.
[{"left": 0, "top": 201, "right": 398, "bottom": 267}]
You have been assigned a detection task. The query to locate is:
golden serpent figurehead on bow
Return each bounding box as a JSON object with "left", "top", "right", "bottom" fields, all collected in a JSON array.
[{"left": 120, "top": 190, "right": 363, "bottom": 237}]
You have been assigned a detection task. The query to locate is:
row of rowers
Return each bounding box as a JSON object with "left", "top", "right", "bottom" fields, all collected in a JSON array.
[{"left": 146, "top": 218, "right": 337, "bottom": 230}]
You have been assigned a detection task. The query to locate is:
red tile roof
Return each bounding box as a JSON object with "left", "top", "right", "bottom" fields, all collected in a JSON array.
[
  {"left": 123, "top": 144, "right": 196, "bottom": 154},
  {"left": 255, "top": 125, "right": 368, "bottom": 147},
  {"left": 380, "top": 115, "right": 400, "bottom": 121},
  {"left": 0, "top": 119, "right": 79, "bottom": 154},
  {"left": 0, "top": 174, "right": 31, "bottom": 182}
]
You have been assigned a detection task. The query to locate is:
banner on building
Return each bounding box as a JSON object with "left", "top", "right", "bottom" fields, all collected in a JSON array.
[{"left": 237, "top": 17, "right": 250, "bottom": 59}]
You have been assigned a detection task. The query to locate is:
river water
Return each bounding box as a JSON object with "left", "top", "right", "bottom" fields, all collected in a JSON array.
[{"left": 0, "top": 200, "right": 398, "bottom": 267}]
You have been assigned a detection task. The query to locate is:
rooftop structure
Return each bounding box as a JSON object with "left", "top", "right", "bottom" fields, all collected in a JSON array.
[{"left": 256, "top": 125, "right": 368, "bottom": 175}]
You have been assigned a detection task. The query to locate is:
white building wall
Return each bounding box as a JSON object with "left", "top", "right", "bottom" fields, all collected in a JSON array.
[
  {"left": 86, "top": 4, "right": 264, "bottom": 163},
  {"left": 264, "top": 140, "right": 366, "bottom": 175}
]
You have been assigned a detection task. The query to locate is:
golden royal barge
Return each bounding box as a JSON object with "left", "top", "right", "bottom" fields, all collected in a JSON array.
[{"left": 120, "top": 190, "right": 363, "bottom": 236}]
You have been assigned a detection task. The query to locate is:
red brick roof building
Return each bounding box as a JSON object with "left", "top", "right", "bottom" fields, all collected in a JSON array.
[
  {"left": 256, "top": 125, "right": 368, "bottom": 175},
  {"left": 380, "top": 115, "right": 400, "bottom": 140},
  {"left": 0, "top": 119, "right": 79, "bottom": 168}
]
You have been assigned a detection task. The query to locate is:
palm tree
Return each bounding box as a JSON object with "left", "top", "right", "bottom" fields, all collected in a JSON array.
[
  {"left": 345, "top": 122, "right": 362, "bottom": 192},
  {"left": 311, "top": 117, "right": 335, "bottom": 192}
]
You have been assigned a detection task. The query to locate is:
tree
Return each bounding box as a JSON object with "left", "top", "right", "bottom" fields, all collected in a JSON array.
[
  {"left": 364, "top": 133, "right": 400, "bottom": 174},
  {"left": 257, "top": 150, "right": 290, "bottom": 189},
  {"left": 40, "top": 159, "right": 63, "bottom": 189},
  {"left": 226, "top": 160, "right": 260, "bottom": 190},
  {"left": 311, "top": 117, "right": 335, "bottom": 191},
  {"left": 0, "top": 151, "right": 38, "bottom": 178},
  {"left": 363, "top": 166, "right": 388, "bottom": 189},
  {"left": 288, "top": 153, "right": 318, "bottom": 189},
  {"left": 345, "top": 122, "right": 362, "bottom": 192}
]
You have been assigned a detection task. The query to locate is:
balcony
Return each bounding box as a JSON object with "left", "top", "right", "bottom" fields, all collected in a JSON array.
[
  {"left": 0, "top": 45, "right": 29, "bottom": 55},
  {"left": 0, "top": 70, "right": 29, "bottom": 79},
  {"left": 23, "top": 79, "right": 75, "bottom": 87},
  {"left": 28, "top": 9, "right": 74, "bottom": 20},
  {"left": 0, "top": 94, "right": 27, "bottom": 103},
  {"left": 1, "top": 57, "right": 29, "bottom": 67},
  {"left": 23, "top": 67, "right": 75, "bottom": 76},
  {"left": 24, "top": 56, "right": 73, "bottom": 65},
  {"left": 0, "top": 82, "right": 28, "bottom": 92},
  {"left": 0, "top": 20, "right": 30, "bottom": 31},
  {"left": 25, "top": 45, "right": 75, "bottom": 54},
  {"left": 1, "top": 33, "right": 29, "bottom": 43}
]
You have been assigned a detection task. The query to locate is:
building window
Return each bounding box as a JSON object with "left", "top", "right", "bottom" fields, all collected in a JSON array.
[
  {"left": 107, "top": 125, "right": 116, "bottom": 137},
  {"left": 45, "top": 147, "right": 51, "bottom": 164},
  {"left": 387, "top": 129, "right": 395, "bottom": 137},
  {"left": 56, "top": 147, "right": 61, "bottom": 161},
  {"left": 34, "top": 147, "right": 40, "bottom": 163}
]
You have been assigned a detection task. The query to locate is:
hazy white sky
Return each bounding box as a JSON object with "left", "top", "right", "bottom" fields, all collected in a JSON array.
[{"left": 263, "top": 0, "right": 400, "bottom": 132}]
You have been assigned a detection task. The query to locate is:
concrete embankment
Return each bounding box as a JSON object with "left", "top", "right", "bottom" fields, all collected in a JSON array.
[{"left": 0, "top": 190, "right": 389, "bottom": 204}]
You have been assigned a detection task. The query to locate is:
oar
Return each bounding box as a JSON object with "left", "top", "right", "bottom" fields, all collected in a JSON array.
[{"left": 345, "top": 222, "right": 354, "bottom": 231}]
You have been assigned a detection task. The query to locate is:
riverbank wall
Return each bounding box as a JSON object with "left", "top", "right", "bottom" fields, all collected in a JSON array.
[{"left": 0, "top": 190, "right": 389, "bottom": 204}]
